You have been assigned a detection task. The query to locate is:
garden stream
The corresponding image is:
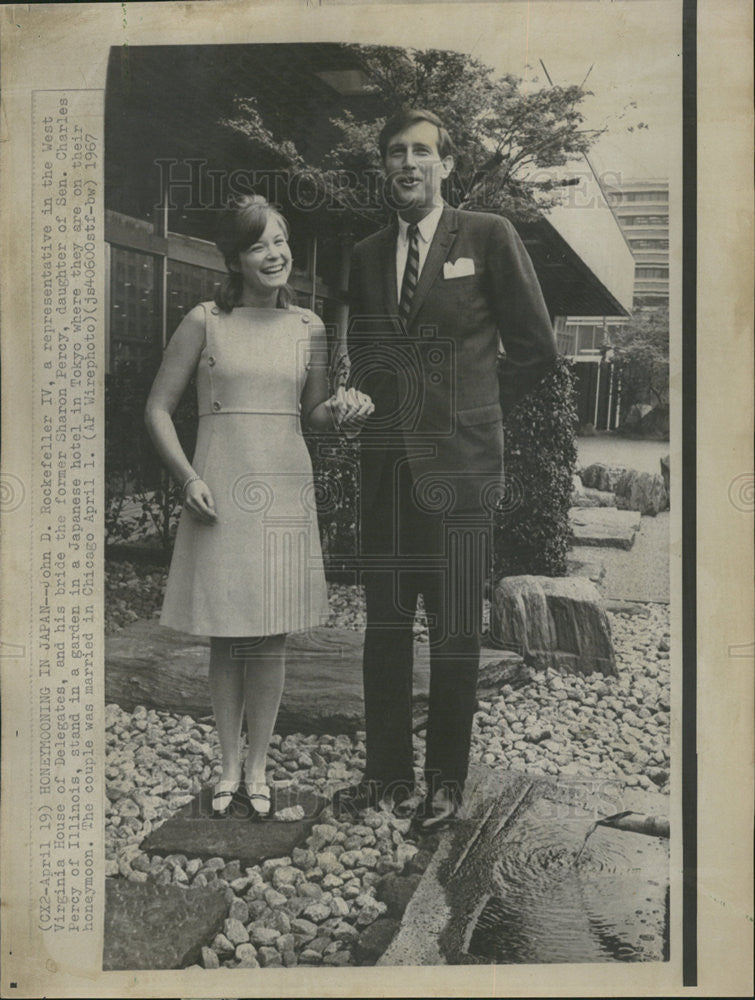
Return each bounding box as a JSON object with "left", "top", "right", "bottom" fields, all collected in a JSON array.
[{"left": 458, "top": 791, "right": 669, "bottom": 964}]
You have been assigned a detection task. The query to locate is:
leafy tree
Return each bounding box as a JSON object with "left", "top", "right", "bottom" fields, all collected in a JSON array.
[
  {"left": 219, "top": 44, "right": 611, "bottom": 225},
  {"left": 611, "top": 306, "right": 669, "bottom": 417},
  {"left": 328, "top": 46, "right": 604, "bottom": 221}
]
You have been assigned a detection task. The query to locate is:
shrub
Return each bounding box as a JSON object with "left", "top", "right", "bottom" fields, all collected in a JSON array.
[
  {"left": 105, "top": 360, "right": 197, "bottom": 552},
  {"left": 494, "top": 356, "right": 578, "bottom": 577},
  {"left": 307, "top": 435, "right": 360, "bottom": 569}
]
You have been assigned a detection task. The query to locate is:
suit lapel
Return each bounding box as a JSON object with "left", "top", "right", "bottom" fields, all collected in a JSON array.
[{"left": 407, "top": 206, "right": 459, "bottom": 326}]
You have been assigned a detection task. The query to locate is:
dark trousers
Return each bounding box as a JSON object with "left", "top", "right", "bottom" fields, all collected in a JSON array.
[{"left": 360, "top": 451, "right": 491, "bottom": 799}]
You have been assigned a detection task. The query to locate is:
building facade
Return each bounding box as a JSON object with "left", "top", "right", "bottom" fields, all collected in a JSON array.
[{"left": 608, "top": 178, "right": 670, "bottom": 308}]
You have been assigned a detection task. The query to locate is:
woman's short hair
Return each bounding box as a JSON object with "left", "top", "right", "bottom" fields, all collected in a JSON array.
[
  {"left": 378, "top": 109, "right": 454, "bottom": 162},
  {"left": 214, "top": 194, "right": 294, "bottom": 312}
]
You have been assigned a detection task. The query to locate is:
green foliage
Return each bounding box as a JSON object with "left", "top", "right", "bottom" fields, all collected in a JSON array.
[
  {"left": 105, "top": 361, "right": 197, "bottom": 552},
  {"left": 611, "top": 306, "right": 669, "bottom": 415},
  {"left": 220, "top": 43, "right": 609, "bottom": 226},
  {"left": 337, "top": 47, "right": 598, "bottom": 219},
  {"left": 494, "top": 356, "right": 578, "bottom": 577}
]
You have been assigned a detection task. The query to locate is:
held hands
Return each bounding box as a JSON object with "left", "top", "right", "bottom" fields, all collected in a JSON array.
[
  {"left": 182, "top": 478, "right": 218, "bottom": 524},
  {"left": 328, "top": 386, "right": 374, "bottom": 438}
]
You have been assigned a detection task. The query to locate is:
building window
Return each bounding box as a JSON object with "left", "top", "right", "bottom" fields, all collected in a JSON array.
[
  {"left": 166, "top": 259, "right": 224, "bottom": 340},
  {"left": 556, "top": 329, "right": 575, "bottom": 355},
  {"left": 620, "top": 215, "right": 669, "bottom": 226},
  {"left": 109, "top": 246, "right": 161, "bottom": 369},
  {"left": 623, "top": 190, "right": 668, "bottom": 202},
  {"left": 628, "top": 239, "right": 669, "bottom": 250},
  {"left": 635, "top": 266, "right": 669, "bottom": 279},
  {"left": 563, "top": 323, "right": 606, "bottom": 354}
]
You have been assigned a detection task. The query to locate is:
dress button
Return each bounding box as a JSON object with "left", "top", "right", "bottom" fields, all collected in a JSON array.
[
  {"left": 211, "top": 306, "right": 219, "bottom": 315},
  {"left": 212, "top": 401, "right": 221, "bottom": 411},
  {"left": 207, "top": 356, "right": 216, "bottom": 366},
  {"left": 301, "top": 314, "right": 310, "bottom": 323}
]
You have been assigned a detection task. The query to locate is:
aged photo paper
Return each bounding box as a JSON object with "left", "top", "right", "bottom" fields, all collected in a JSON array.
[{"left": 1, "top": 1, "right": 752, "bottom": 997}]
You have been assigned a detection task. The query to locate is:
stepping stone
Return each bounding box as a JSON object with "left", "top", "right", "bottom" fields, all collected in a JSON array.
[
  {"left": 379, "top": 765, "right": 669, "bottom": 967},
  {"left": 569, "top": 507, "right": 641, "bottom": 550},
  {"left": 103, "top": 878, "right": 227, "bottom": 970},
  {"left": 140, "top": 786, "right": 328, "bottom": 868},
  {"left": 106, "top": 621, "right": 522, "bottom": 732},
  {"left": 566, "top": 546, "right": 606, "bottom": 585}
]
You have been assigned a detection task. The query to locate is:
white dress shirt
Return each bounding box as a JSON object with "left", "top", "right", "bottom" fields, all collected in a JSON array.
[{"left": 395, "top": 203, "right": 444, "bottom": 297}]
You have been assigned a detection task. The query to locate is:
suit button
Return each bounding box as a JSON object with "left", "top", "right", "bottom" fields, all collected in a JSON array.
[
  {"left": 207, "top": 356, "right": 216, "bottom": 367},
  {"left": 212, "top": 401, "right": 221, "bottom": 411},
  {"left": 211, "top": 306, "right": 219, "bottom": 315},
  {"left": 301, "top": 314, "right": 310, "bottom": 323}
]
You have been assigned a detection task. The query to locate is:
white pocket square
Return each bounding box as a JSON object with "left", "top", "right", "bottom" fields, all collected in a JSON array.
[{"left": 443, "top": 257, "right": 475, "bottom": 279}]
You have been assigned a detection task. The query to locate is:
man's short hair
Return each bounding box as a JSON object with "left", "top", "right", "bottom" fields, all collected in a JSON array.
[{"left": 378, "top": 108, "right": 455, "bottom": 162}]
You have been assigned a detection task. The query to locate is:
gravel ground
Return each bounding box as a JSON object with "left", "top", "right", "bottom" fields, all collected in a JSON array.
[
  {"left": 576, "top": 434, "right": 669, "bottom": 476},
  {"left": 105, "top": 562, "right": 670, "bottom": 969}
]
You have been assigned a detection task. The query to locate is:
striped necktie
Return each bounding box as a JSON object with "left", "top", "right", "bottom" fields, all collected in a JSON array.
[{"left": 398, "top": 223, "right": 420, "bottom": 324}]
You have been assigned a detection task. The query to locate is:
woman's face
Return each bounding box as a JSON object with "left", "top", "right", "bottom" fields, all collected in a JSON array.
[{"left": 235, "top": 216, "right": 292, "bottom": 301}]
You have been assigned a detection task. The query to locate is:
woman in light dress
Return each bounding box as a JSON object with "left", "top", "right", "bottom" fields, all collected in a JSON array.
[{"left": 145, "top": 195, "right": 372, "bottom": 818}]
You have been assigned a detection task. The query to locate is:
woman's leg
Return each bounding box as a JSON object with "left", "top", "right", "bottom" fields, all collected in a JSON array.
[
  {"left": 242, "top": 634, "right": 286, "bottom": 786},
  {"left": 209, "top": 636, "right": 246, "bottom": 783}
]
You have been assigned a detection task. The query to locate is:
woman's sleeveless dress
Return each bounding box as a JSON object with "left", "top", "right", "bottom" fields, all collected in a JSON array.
[{"left": 160, "top": 303, "right": 330, "bottom": 636}]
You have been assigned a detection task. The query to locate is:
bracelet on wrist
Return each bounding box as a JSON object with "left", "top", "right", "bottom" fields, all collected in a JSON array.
[{"left": 182, "top": 474, "right": 201, "bottom": 494}]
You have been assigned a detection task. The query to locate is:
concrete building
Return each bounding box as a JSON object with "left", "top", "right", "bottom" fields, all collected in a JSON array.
[{"left": 608, "top": 178, "right": 669, "bottom": 307}]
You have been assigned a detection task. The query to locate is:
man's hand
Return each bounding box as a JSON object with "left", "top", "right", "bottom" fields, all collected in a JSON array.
[{"left": 328, "top": 386, "right": 375, "bottom": 437}]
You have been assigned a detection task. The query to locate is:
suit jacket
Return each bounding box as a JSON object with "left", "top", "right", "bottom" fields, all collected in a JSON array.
[{"left": 347, "top": 205, "right": 557, "bottom": 516}]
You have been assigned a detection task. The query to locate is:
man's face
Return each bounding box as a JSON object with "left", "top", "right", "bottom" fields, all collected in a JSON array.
[{"left": 383, "top": 119, "right": 454, "bottom": 220}]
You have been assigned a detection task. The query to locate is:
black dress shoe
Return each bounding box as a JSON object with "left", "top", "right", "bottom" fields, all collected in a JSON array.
[
  {"left": 331, "top": 780, "right": 415, "bottom": 819},
  {"left": 412, "top": 787, "right": 463, "bottom": 833},
  {"left": 210, "top": 780, "right": 241, "bottom": 820},
  {"left": 392, "top": 790, "right": 426, "bottom": 819}
]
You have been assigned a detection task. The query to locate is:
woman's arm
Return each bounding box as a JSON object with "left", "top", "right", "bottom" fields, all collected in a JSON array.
[
  {"left": 300, "top": 317, "right": 373, "bottom": 433},
  {"left": 144, "top": 305, "right": 217, "bottom": 523}
]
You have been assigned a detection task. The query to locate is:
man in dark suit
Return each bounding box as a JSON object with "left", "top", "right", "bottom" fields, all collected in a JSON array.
[{"left": 336, "top": 109, "right": 557, "bottom": 829}]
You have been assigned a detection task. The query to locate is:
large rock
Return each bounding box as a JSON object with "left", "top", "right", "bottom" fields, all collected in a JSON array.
[
  {"left": 103, "top": 878, "right": 228, "bottom": 970},
  {"left": 106, "top": 620, "right": 518, "bottom": 731},
  {"left": 614, "top": 469, "right": 669, "bottom": 516},
  {"left": 491, "top": 575, "right": 616, "bottom": 676},
  {"left": 580, "top": 462, "right": 627, "bottom": 492},
  {"left": 570, "top": 474, "right": 616, "bottom": 509},
  {"left": 105, "top": 622, "right": 368, "bottom": 730},
  {"left": 622, "top": 403, "right": 653, "bottom": 431},
  {"left": 638, "top": 404, "right": 669, "bottom": 438},
  {"left": 569, "top": 506, "right": 641, "bottom": 549}
]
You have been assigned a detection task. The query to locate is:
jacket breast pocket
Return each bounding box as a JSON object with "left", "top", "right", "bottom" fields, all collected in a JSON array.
[{"left": 444, "top": 273, "right": 480, "bottom": 304}]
